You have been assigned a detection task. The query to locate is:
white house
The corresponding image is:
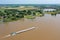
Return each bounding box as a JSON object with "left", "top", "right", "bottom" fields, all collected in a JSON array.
[{"left": 43, "top": 9, "right": 56, "bottom": 12}]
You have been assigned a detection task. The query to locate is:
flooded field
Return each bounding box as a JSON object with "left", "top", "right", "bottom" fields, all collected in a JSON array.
[{"left": 0, "top": 14, "right": 60, "bottom": 40}]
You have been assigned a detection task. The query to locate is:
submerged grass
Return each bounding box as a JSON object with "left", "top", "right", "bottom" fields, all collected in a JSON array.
[{"left": 24, "top": 15, "right": 35, "bottom": 19}]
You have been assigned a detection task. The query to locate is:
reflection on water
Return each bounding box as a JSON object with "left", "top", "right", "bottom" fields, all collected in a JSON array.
[{"left": 0, "top": 14, "right": 60, "bottom": 40}]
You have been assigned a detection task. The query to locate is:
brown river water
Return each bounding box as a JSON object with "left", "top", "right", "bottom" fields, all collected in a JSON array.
[{"left": 0, "top": 14, "right": 60, "bottom": 40}]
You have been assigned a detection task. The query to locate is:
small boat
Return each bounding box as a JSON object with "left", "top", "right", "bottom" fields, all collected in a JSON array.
[{"left": 1, "top": 27, "right": 35, "bottom": 39}]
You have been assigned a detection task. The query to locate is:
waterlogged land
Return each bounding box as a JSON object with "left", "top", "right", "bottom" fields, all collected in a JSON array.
[
  {"left": 0, "top": 6, "right": 60, "bottom": 22},
  {"left": 0, "top": 14, "right": 60, "bottom": 40},
  {"left": 0, "top": 6, "right": 44, "bottom": 22},
  {"left": 0, "top": 5, "right": 60, "bottom": 40}
]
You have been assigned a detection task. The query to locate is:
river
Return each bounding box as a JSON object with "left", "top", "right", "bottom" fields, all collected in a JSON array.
[{"left": 0, "top": 14, "right": 60, "bottom": 40}]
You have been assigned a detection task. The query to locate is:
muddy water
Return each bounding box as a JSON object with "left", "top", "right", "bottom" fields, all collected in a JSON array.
[{"left": 0, "top": 14, "right": 60, "bottom": 40}]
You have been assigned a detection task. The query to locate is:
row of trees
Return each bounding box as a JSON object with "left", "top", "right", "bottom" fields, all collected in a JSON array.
[
  {"left": 0, "top": 8, "right": 59, "bottom": 22},
  {"left": 0, "top": 9, "right": 43, "bottom": 22}
]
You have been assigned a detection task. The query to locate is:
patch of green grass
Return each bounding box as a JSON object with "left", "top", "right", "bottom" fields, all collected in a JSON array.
[
  {"left": 36, "top": 12, "right": 44, "bottom": 17},
  {"left": 24, "top": 15, "right": 35, "bottom": 19}
]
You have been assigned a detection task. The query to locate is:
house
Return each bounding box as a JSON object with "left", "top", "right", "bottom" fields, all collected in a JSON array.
[{"left": 43, "top": 8, "right": 56, "bottom": 12}]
